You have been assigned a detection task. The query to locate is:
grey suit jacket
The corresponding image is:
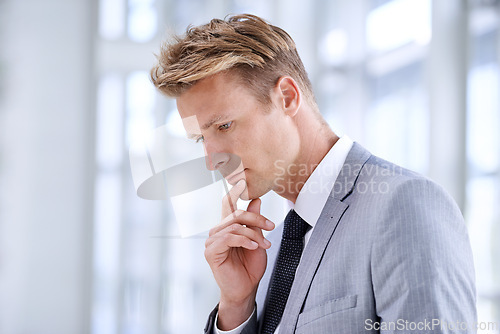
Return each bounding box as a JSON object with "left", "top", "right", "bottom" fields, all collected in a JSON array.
[{"left": 205, "top": 142, "right": 476, "bottom": 333}]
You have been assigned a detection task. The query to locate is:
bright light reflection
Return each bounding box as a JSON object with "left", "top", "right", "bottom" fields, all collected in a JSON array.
[
  {"left": 467, "top": 63, "right": 500, "bottom": 173},
  {"left": 128, "top": 0, "right": 157, "bottom": 42},
  {"left": 367, "top": 0, "right": 431, "bottom": 53},
  {"left": 99, "top": 0, "right": 125, "bottom": 40},
  {"left": 96, "top": 74, "right": 124, "bottom": 169},
  {"left": 320, "top": 29, "right": 348, "bottom": 66},
  {"left": 92, "top": 172, "right": 122, "bottom": 334},
  {"left": 126, "top": 71, "right": 156, "bottom": 148}
]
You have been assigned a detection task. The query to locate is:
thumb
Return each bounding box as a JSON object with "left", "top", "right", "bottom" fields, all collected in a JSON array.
[{"left": 247, "top": 198, "right": 261, "bottom": 214}]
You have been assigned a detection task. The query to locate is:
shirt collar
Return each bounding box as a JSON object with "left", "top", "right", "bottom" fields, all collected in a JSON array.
[{"left": 290, "top": 135, "right": 353, "bottom": 227}]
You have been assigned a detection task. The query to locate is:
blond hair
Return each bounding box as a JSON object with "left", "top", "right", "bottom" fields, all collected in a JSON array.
[{"left": 151, "top": 14, "right": 317, "bottom": 110}]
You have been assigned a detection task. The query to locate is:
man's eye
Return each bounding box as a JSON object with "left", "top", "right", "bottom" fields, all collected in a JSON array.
[
  {"left": 218, "top": 122, "right": 232, "bottom": 131},
  {"left": 195, "top": 136, "right": 204, "bottom": 143}
]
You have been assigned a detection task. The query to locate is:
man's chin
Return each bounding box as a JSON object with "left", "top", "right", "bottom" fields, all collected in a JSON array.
[
  {"left": 240, "top": 185, "right": 271, "bottom": 201},
  {"left": 239, "top": 192, "right": 251, "bottom": 201}
]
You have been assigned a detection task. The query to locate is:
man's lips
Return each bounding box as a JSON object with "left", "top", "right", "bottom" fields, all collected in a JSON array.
[{"left": 225, "top": 169, "right": 247, "bottom": 185}]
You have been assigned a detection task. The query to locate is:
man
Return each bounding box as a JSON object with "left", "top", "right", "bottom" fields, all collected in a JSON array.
[{"left": 151, "top": 14, "right": 476, "bottom": 334}]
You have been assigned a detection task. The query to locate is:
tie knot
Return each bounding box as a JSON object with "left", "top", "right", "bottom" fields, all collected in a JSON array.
[{"left": 283, "top": 209, "right": 310, "bottom": 240}]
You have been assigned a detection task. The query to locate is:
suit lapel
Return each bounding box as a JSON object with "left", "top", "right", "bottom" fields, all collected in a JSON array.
[{"left": 278, "top": 142, "right": 371, "bottom": 333}]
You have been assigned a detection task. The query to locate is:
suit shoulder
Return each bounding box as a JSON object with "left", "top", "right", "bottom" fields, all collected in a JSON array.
[
  {"left": 358, "top": 154, "right": 452, "bottom": 197},
  {"left": 350, "top": 154, "right": 464, "bottom": 227},
  {"left": 361, "top": 154, "right": 424, "bottom": 182}
]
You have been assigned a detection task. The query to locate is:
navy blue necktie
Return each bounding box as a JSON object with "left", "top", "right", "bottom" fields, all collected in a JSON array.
[{"left": 261, "top": 209, "right": 310, "bottom": 334}]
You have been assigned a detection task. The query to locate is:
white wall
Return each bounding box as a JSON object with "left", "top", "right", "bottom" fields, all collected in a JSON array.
[{"left": 0, "top": 0, "right": 95, "bottom": 333}]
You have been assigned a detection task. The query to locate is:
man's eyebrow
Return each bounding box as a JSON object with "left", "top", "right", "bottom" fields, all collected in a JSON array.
[{"left": 202, "top": 114, "right": 228, "bottom": 130}]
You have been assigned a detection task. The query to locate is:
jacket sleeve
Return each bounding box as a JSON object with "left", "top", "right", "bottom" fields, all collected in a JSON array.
[
  {"left": 371, "top": 178, "right": 477, "bottom": 333},
  {"left": 204, "top": 305, "right": 219, "bottom": 334},
  {"left": 204, "top": 304, "right": 259, "bottom": 334}
]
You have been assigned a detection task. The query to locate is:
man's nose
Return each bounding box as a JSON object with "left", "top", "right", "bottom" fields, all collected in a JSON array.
[{"left": 205, "top": 150, "right": 230, "bottom": 171}]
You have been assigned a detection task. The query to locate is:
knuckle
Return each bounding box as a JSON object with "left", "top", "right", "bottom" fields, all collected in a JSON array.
[
  {"left": 259, "top": 216, "right": 267, "bottom": 226},
  {"left": 230, "top": 224, "right": 241, "bottom": 232},
  {"left": 204, "top": 248, "right": 211, "bottom": 261},
  {"left": 222, "top": 233, "right": 232, "bottom": 243},
  {"left": 250, "top": 212, "right": 261, "bottom": 224}
]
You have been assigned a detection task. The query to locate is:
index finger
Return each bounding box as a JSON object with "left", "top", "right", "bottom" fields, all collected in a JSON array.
[{"left": 221, "top": 179, "right": 246, "bottom": 219}]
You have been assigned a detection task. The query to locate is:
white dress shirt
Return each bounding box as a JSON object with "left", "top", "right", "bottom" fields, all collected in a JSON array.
[{"left": 214, "top": 136, "right": 354, "bottom": 334}]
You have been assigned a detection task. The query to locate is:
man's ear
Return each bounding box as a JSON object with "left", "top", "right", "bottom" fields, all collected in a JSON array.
[{"left": 276, "top": 76, "right": 301, "bottom": 117}]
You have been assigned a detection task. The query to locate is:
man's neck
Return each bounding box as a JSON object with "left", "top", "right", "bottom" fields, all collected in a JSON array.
[{"left": 275, "top": 125, "right": 339, "bottom": 203}]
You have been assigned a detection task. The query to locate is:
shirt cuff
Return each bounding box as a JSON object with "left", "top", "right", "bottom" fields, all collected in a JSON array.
[{"left": 213, "top": 307, "right": 256, "bottom": 334}]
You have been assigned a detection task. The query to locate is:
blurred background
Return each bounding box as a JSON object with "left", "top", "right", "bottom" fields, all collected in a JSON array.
[{"left": 0, "top": 0, "right": 499, "bottom": 333}]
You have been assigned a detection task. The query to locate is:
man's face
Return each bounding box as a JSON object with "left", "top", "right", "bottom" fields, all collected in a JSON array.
[{"left": 176, "top": 72, "right": 300, "bottom": 200}]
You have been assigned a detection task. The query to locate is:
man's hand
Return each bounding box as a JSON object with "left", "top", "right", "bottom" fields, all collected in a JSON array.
[{"left": 204, "top": 179, "right": 275, "bottom": 331}]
